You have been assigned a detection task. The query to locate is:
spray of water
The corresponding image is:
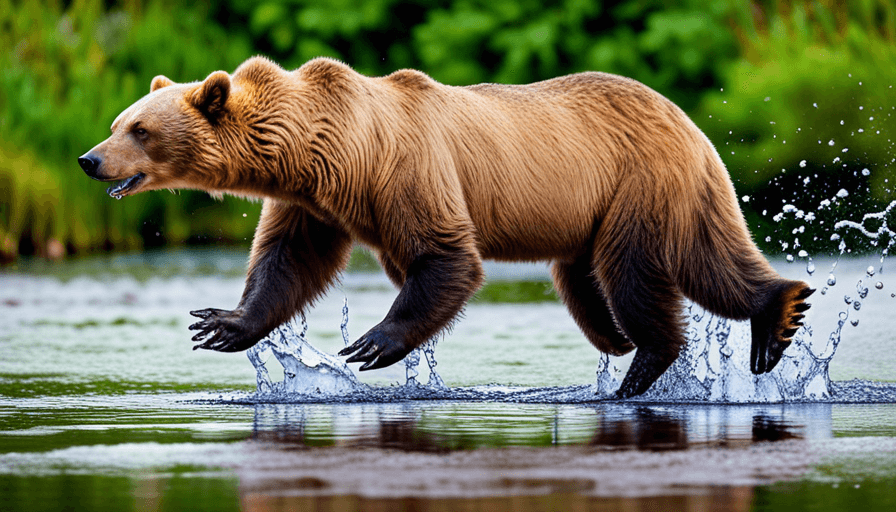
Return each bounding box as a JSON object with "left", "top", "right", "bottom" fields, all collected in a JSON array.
[
  {"left": 247, "top": 298, "right": 447, "bottom": 396},
  {"left": 247, "top": 306, "right": 363, "bottom": 396}
]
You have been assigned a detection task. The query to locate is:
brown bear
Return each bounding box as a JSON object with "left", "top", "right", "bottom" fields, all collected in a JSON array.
[{"left": 78, "top": 56, "right": 813, "bottom": 398}]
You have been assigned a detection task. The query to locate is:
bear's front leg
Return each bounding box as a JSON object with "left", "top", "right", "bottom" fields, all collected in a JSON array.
[
  {"left": 339, "top": 251, "right": 484, "bottom": 370},
  {"left": 190, "top": 200, "right": 352, "bottom": 352}
]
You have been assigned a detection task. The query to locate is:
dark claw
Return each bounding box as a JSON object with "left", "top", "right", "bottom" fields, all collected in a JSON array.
[
  {"left": 339, "top": 328, "right": 411, "bottom": 371},
  {"left": 189, "top": 308, "right": 223, "bottom": 320},
  {"left": 338, "top": 338, "right": 367, "bottom": 357},
  {"left": 346, "top": 341, "right": 380, "bottom": 363},
  {"left": 782, "top": 327, "right": 798, "bottom": 338},
  {"left": 793, "top": 302, "right": 811, "bottom": 312},
  {"left": 791, "top": 313, "right": 805, "bottom": 324},
  {"left": 359, "top": 357, "right": 381, "bottom": 371},
  {"left": 359, "top": 349, "right": 405, "bottom": 371},
  {"left": 797, "top": 288, "right": 816, "bottom": 300}
]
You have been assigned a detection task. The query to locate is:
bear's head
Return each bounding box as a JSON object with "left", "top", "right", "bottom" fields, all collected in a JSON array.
[{"left": 78, "top": 71, "right": 232, "bottom": 199}]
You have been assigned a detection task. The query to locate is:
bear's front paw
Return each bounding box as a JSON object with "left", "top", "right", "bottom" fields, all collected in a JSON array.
[
  {"left": 338, "top": 327, "right": 412, "bottom": 371},
  {"left": 188, "top": 308, "right": 263, "bottom": 353}
]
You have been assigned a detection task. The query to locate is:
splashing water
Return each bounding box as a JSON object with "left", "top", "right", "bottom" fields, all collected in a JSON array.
[
  {"left": 247, "top": 298, "right": 447, "bottom": 396},
  {"left": 247, "top": 307, "right": 363, "bottom": 396},
  {"left": 401, "top": 335, "right": 448, "bottom": 389}
]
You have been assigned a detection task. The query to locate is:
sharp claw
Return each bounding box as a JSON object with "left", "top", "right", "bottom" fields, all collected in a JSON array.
[
  {"left": 782, "top": 327, "right": 798, "bottom": 338},
  {"left": 188, "top": 321, "right": 206, "bottom": 331},
  {"left": 797, "top": 288, "right": 816, "bottom": 300},
  {"left": 791, "top": 313, "right": 805, "bottom": 324},
  {"left": 359, "top": 357, "right": 380, "bottom": 371},
  {"left": 338, "top": 339, "right": 365, "bottom": 356},
  {"left": 794, "top": 302, "right": 811, "bottom": 312}
]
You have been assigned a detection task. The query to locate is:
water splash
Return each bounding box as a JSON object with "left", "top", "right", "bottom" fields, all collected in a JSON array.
[
  {"left": 591, "top": 304, "right": 835, "bottom": 402},
  {"left": 593, "top": 353, "right": 621, "bottom": 397},
  {"left": 247, "top": 309, "right": 363, "bottom": 396},
  {"left": 403, "top": 336, "right": 448, "bottom": 390},
  {"left": 247, "top": 298, "right": 448, "bottom": 397}
]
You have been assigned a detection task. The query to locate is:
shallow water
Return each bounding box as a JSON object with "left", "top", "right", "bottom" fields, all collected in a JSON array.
[{"left": 2, "top": 249, "right": 896, "bottom": 509}]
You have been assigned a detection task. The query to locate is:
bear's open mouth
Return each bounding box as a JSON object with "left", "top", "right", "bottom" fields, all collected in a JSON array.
[{"left": 107, "top": 173, "right": 146, "bottom": 199}]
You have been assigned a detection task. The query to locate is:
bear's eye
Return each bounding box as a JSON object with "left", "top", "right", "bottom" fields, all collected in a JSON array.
[{"left": 133, "top": 126, "right": 148, "bottom": 139}]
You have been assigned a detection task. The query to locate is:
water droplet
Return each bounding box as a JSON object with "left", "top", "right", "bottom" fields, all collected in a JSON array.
[
  {"left": 827, "top": 274, "right": 837, "bottom": 286},
  {"left": 862, "top": 168, "right": 871, "bottom": 176},
  {"left": 741, "top": 195, "right": 750, "bottom": 202},
  {"left": 828, "top": 139, "right": 835, "bottom": 146},
  {"left": 851, "top": 319, "right": 860, "bottom": 327},
  {"left": 875, "top": 281, "right": 884, "bottom": 290},
  {"left": 836, "top": 189, "right": 849, "bottom": 198},
  {"left": 798, "top": 250, "right": 808, "bottom": 258},
  {"left": 844, "top": 295, "right": 852, "bottom": 305},
  {"left": 820, "top": 287, "right": 827, "bottom": 295},
  {"left": 840, "top": 120, "right": 845, "bottom": 125},
  {"left": 830, "top": 234, "right": 841, "bottom": 241},
  {"left": 799, "top": 160, "right": 807, "bottom": 168},
  {"left": 866, "top": 266, "right": 875, "bottom": 277},
  {"left": 807, "top": 259, "right": 816, "bottom": 275},
  {"left": 786, "top": 254, "right": 794, "bottom": 262},
  {"left": 853, "top": 300, "right": 862, "bottom": 311}
]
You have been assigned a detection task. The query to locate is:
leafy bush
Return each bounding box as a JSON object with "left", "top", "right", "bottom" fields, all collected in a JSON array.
[
  {"left": 3, "top": 0, "right": 896, "bottom": 261},
  {"left": 0, "top": 0, "right": 259, "bottom": 259},
  {"left": 697, "top": 0, "right": 896, "bottom": 254}
]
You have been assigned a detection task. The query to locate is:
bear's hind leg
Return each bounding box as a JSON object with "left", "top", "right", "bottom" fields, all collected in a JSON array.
[
  {"left": 551, "top": 256, "right": 634, "bottom": 356},
  {"left": 593, "top": 223, "right": 688, "bottom": 399}
]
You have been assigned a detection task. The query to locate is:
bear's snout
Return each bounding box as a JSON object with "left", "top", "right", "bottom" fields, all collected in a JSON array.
[{"left": 78, "top": 154, "right": 102, "bottom": 179}]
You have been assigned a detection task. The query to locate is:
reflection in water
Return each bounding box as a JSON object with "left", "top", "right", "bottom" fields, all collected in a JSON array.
[
  {"left": 752, "top": 415, "right": 803, "bottom": 442},
  {"left": 592, "top": 407, "right": 689, "bottom": 451},
  {"left": 230, "top": 402, "right": 833, "bottom": 508},
  {"left": 246, "top": 401, "right": 829, "bottom": 452},
  {"left": 240, "top": 487, "right": 756, "bottom": 512}
]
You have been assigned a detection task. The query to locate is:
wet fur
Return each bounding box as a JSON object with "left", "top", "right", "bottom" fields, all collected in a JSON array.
[{"left": 83, "top": 56, "right": 813, "bottom": 397}]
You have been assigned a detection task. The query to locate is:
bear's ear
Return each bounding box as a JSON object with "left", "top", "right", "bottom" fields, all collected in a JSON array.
[
  {"left": 150, "top": 75, "right": 174, "bottom": 92},
  {"left": 191, "top": 71, "right": 231, "bottom": 119}
]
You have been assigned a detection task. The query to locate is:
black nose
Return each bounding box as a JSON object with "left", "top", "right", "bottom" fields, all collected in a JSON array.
[{"left": 78, "top": 154, "right": 101, "bottom": 177}]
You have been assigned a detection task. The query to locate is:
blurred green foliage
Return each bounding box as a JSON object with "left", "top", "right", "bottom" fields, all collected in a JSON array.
[{"left": 2, "top": 0, "right": 895, "bottom": 261}]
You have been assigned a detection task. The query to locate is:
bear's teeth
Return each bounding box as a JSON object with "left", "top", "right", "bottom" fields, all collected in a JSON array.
[{"left": 106, "top": 173, "right": 145, "bottom": 198}]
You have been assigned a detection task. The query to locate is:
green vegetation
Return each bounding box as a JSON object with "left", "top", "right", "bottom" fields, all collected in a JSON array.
[
  {"left": 2, "top": 0, "right": 895, "bottom": 261},
  {"left": 472, "top": 280, "right": 557, "bottom": 303}
]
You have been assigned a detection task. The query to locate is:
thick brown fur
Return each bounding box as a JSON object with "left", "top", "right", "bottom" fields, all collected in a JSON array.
[{"left": 80, "top": 56, "right": 813, "bottom": 396}]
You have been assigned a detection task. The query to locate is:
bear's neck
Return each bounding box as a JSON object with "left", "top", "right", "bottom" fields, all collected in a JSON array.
[{"left": 211, "top": 77, "right": 377, "bottom": 227}]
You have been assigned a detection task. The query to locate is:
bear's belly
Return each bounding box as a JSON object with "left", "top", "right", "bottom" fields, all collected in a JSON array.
[{"left": 471, "top": 207, "right": 596, "bottom": 262}]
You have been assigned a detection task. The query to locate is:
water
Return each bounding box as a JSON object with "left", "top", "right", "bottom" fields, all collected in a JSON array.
[{"left": 2, "top": 243, "right": 896, "bottom": 510}]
